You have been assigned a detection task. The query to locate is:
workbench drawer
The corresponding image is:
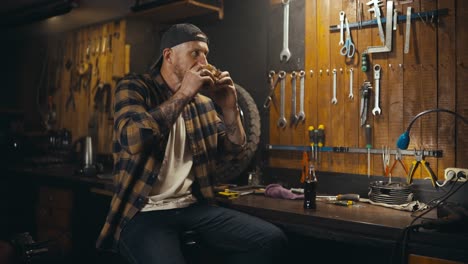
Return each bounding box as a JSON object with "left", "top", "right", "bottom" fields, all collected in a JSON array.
[
  {"left": 36, "top": 207, "right": 72, "bottom": 229},
  {"left": 38, "top": 186, "right": 73, "bottom": 209}
]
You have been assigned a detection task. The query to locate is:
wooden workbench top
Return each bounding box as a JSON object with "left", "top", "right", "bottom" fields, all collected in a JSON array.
[{"left": 220, "top": 195, "right": 468, "bottom": 263}]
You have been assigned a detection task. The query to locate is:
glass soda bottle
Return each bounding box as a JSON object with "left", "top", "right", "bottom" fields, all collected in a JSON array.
[{"left": 303, "top": 162, "right": 317, "bottom": 209}]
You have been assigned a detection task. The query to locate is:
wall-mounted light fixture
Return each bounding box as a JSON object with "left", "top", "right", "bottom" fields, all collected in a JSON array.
[{"left": 396, "top": 108, "right": 468, "bottom": 150}]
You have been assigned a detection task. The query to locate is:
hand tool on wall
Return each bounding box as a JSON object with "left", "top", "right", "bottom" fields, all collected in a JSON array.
[
  {"left": 280, "top": 0, "right": 291, "bottom": 62},
  {"left": 382, "top": 146, "right": 391, "bottom": 182},
  {"left": 93, "top": 82, "right": 112, "bottom": 113},
  {"left": 358, "top": 0, "right": 363, "bottom": 29},
  {"left": 395, "top": 0, "right": 413, "bottom": 4},
  {"left": 297, "top": 70, "right": 306, "bottom": 122},
  {"left": 407, "top": 150, "right": 438, "bottom": 188},
  {"left": 366, "top": 1, "right": 394, "bottom": 54},
  {"left": 349, "top": 68, "right": 354, "bottom": 100},
  {"left": 313, "top": 127, "right": 319, "bottom": 161},
  {"left": 331, "top": 69, "right": 337, "bottom": 104},
  {"left": 78, "top": 39, "right": 93, "bottom": 105},
  {"left": 365, "top": 124, "right": 372, "bottom": 178},
  {"left": 308, "top": 126, "right": 316, "bottom": 161},
  {"left": 393, "top": 9, "right": 398, "bottom": 30},
  {"left": 93, "top": 56, "right": 100, "bottom": 77},
  {"left": 388, "top": 148, "right": 408, "bottom": 177},
  {"left": 95, "top": 36, "right": 101, "bottom": 55},
  {"left": 367, "top": 0, "right": 385, "bottom": 44},
  {"left": 317, "top": 125, "right": 325, "bottom": 164},
  {"left": 404, "top": 7, "right": 412, "bottom": 54},
  {"left": 371, "top": 64, "right": 381, "bottom": 115},
  {"left": 328, "top": 8, "right": 448, "bottom": 32},
  {"left": 290, "top": 71, "right": 298, "bottom": 125},
  {"left": 277, "top": 71, "right": 287, "bottom": 128},
  {"left": 340, "top": 18, "right": 356, "bottom": 58},
  {"left": 66, "top": 65, "right": 78, "bottom": 112},
  {"left": 86, "top": 38, "right": 91, "bottom": 60},
  {"left": 360, "top": 81, "right": 372, "bottom": 126},
  {"left": 101, "top": 36, "right": 107, "bottom": 54},
  {"left": 263, "top": 71, "right": 280, "bottom": 109},
  {"left": 339, "top": 11, "right": 345, "bottom": 46}
]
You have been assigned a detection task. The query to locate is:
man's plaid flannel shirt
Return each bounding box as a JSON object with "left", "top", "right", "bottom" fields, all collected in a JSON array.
[{"left": 96, "top": 67, "right": 245, "bottom": 249}]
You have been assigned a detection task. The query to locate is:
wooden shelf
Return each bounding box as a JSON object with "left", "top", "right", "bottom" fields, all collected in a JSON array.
[{"left": 130, "top": 0, "right": 224, "bottom": 22}]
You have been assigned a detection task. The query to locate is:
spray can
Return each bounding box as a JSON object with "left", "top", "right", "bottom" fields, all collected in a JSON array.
[{"left": 303, "top": 163, "right": 317, "bottom": 209}]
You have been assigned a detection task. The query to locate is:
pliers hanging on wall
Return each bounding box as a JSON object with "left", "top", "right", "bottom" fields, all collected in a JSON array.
[
  {"left": 407, "top": 149, "right": 438, "bottom": 188},
  {"left": 387, "top": 148, "right": 408, "bottom": 177}
]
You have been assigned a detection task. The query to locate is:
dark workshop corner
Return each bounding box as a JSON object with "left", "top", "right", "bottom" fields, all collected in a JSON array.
[{"left": 1, "top": 0, "right": 468, "bottom": 263}]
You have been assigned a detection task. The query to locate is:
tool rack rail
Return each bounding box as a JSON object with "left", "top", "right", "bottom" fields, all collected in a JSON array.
[
  {"left": 329, "top": 8, "right": 449, "bottom": 31},
  {"left": 266, "top": 144, "right": 443, "bottom": 158}
]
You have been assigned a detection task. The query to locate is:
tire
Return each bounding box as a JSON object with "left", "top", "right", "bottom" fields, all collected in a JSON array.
[{"left": 215, "top": 83, "right": 261, "bottom": 182}]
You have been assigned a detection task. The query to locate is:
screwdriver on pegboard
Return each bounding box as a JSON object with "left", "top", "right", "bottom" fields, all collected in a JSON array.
[
  {"left": 317, "top": 125, "right": 325, "bottom": 165},
  {"left": 365, "top": 124, "right": 372, "bottom": 178},
  {"left": 308, "top": 126, "right": 316, "bottom": 161}
]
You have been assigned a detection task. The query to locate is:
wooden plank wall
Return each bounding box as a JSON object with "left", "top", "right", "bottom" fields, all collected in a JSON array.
[
  {"left": 269, "top": 0, "right": 468, "bottom": 181},
  {"left": 51, "top": 20, "right": 127, "bottom": 154}
]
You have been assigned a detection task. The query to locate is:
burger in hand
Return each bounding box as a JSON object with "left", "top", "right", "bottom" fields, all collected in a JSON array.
[
  {"left": 203, "top": 64, "right": 222, "bottom": 82},
  {"left": 202, "top": 64, "right": 226, "bottom": 92}
]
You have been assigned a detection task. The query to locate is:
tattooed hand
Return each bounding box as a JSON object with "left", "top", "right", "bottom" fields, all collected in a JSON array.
[
  {"left": 205, "top": 69, "right": 238, "bottom": 111},
  {"left": 177, "top": 63, "right": 215, "bottom": 99}
]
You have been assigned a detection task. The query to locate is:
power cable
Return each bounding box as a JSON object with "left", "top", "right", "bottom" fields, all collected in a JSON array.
[{"left": 390, "top": 179, "right": 467, "bottom": 264}]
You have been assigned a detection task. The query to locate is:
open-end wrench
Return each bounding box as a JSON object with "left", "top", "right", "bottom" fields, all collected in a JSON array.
[
  {"left": 349, "top": 68, "right": 354, "bottom": 99},
  {"left": 339, "top": 11, "right": 345, "bottom": 45},
  {"left": 297, "top": 70, "right": 306, "bottom": 122},
  {"left": 280, "top": 0, "right": 291, "bottom": 62},
  {"left": 263, "top": 71, "right": 280, "bottom": 109},
  {"left": 277, "top": 71, "right": 287, "bottom": 127},
  {"left": 372, "top": 64, "right": 381, "bottom": 115},
  {"left": 331, "top": 69, "right": 337, "bottom": 104},
  {"left": 290, "top": 71, "right": 298, "bottom": 125},
  {"left": 268, "top": 70, "right": 275, "bottom": 85}
]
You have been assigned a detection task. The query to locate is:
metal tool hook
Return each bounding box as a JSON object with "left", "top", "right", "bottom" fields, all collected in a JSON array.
[{"left": 417, "top": 13, "right": 427, "bottom": 25}]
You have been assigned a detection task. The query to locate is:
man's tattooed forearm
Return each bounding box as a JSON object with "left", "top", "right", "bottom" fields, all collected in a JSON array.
[
  {"left": 159, "top": 97, "right": 188, "bottom": 126},
  {"left": 225, "top": 121, "right": 238, "bottom": 136}
]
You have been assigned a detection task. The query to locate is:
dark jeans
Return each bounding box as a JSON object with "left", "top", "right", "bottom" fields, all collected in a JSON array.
[{"left": 118, "top": 203, "right": 287, "bottom": 264}]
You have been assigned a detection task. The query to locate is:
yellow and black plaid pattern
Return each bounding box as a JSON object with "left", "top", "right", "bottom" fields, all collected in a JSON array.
[{"left": 96, "top": 68, "right": 244, "bottom": 250}]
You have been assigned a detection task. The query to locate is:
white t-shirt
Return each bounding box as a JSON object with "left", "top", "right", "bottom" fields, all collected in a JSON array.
[{"left": 141, "top": 115, "right": 197, "bottom": 212}]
